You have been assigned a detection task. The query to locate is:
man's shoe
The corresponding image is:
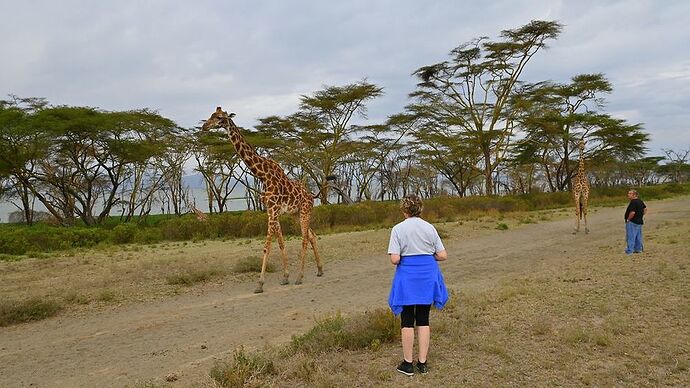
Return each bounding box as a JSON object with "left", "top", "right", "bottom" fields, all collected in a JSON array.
[
  {"left": 396, "top": 360, "right": 414, "bottom": 376},
  {"left": 416, "top": 361, "right": 429, "bottom": 374}
]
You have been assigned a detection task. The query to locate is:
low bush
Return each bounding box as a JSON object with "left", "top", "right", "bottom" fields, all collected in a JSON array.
[
  {"left": 288, "top": 309, "right": 399, "bottom": 355},
  {"left": 133, "top": 228, "right": 163, "bottom": 244},
  {"left": 1, "top": 182, "right": 687, "bottom": 256},
  {"left": 0, "top": 298, "right": 63, "bottom": 327},
  {"left": 111, "top": 223, "right": 137, "bottom": 244},
  {"left": 210, "top": 347, "right": 276, "bottom": 387},
  {"left": 233, "top": 256, "right": 276, "bottom": 273},
  {"left": 166, "top": 268, "right": 224, "bottom": 286}
]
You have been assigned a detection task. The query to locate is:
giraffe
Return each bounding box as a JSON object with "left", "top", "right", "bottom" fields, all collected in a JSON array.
[
  {"left": 201, "top": 107, "right": 323, "bottom": 293},
  {"left": 190, "top": 205, "right": 209, "bottom": 221},
  {"left": 572, "top": 139, "right": 590, "bottom": 234}
]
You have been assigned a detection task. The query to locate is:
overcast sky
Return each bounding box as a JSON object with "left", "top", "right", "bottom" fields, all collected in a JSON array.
[{"left": 2, "top": 0, "right": 689, "bottom": 157}]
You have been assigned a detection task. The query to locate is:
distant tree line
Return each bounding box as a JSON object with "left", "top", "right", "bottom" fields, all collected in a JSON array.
[{"left": 2, "top": 20, "right": 688, "bottom": 226}]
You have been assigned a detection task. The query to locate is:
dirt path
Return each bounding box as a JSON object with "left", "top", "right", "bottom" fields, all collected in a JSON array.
[{"left": 1, "top": 197, "right": 688, "bottom": 387}]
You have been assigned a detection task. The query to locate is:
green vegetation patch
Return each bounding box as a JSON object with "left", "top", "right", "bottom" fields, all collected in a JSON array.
[
  {"left": 165, "top": 268, "right": 224, "bottom": 286},
  {"left": 0, "top": 298, "right": 63, "bottom": 327},
  {"left": 210, "top": 346, "right": 276, "bottom": 387},
  {"left": 1, "top": 183, "right": 688, "bottom": 259},
  {"left": 289, "top": 309, "right": 399, "bottom": 354},
  {"left": 232, "top": 255, "right": 276, "bottom": 273}
]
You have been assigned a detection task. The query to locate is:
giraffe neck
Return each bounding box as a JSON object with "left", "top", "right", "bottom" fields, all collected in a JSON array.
[
  {"left": 577, "top": 142, "right": 586, "bottom": 179},
  {"left": 225, "top": 123, "right": 269, "bottom": 182}
]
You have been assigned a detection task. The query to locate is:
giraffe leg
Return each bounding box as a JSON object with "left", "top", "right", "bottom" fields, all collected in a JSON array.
[
  {"left": 583, "top": 194, "right": 590, "bottom": 234},
  {"left": 256, "top": 229, "right": 273, "bottom": 294},
  {"left": 294, "top": 219, "right": 309, "bottom": 285},
  {"left": 274, "top": 221, "right": 290, "bottom": 286},
  {"left": 309, "top": 228, "right": 324, "bottom": 277},
  {"left": 573, "top": 198, "right": 581, "bottom": 234},
  {"left": 256, "top": 216, "right": 285, "bottom": 293}
]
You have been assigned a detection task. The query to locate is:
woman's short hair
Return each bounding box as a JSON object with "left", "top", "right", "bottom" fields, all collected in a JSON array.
[{"left": 400, "top": 195, "right": 423, "bottom": 217}]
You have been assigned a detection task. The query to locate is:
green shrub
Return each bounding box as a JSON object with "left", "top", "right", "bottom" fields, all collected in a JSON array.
[
  {"left": 133, "top": 228, "right": 163, "bottom": 244},
  {"left": 159, "top": 216, "right": 209, "bottom": 241},
  {"left": 210, "top": 212, "right": 245, "bottom": 237},
  {"left": 289, "top": 309, "right": 399, "bottom": 354},
  {"left": 210, "top": 347, "right": 276, "bottom": 387},
  {"left": 67, "top": 228, "right": 108, "bottom": 248},
  {"left": 166, "top": 268, "right": 223, "bottom": 286},
  {"left": 237, "top": 212, "right": 266, "bottom": 237},
  {"left": 112, "top": 223, "right": 137, "bottom": 244},
  {"left": 233, "top": 256, "right": 276, "bottom": 273},
  {"left": 0, "top": 298, "right": 63, "bottom": 326},
  {"left": 0, "top": 231, "right": 29, "bottom": 255},
  {"left": 1, "top": 182, "right": 687, "bottom": 257}
]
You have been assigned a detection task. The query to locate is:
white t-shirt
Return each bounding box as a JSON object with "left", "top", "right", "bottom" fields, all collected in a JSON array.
[{"left": 388, "top": 217, "right": 445, "bottom": 256}]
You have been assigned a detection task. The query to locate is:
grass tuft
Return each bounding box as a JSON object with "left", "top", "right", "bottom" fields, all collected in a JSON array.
[
  {"left": 166, "top": 268, "right": 223, "bottom": 286},
  {"left": 233, "top": 256, "right": 276, "bottom": 273},
  {"left": 0, "top": 298, "right": 63, "bottom": 327},
  {"left": 210, "top": 346, "right": 276, "bottom": 387},
  {"left": 289, "top": 309, "right": 399, "bottom": 355}
]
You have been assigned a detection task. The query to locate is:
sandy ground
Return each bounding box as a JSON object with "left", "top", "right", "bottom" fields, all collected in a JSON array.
[{"left": 0, "top": 197, "right": 688, "bottom": 387}]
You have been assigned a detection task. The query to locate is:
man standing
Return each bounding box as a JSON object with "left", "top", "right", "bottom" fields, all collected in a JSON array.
[{"left": 624, "top": 189, "right": 647, "bottom": 254}]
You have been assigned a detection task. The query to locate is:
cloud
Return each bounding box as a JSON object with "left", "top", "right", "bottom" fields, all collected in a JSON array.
[{"left": 1, "top": 0, "right": 689, "bottom": 155}]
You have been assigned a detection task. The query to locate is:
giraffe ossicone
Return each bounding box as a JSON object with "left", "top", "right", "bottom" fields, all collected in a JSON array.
[{"left": 201, "top": 107, "right": 323, "bottom": 293}]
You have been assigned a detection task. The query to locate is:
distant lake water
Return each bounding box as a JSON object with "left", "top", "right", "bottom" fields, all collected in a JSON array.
[{"left": 0, "top": 188, "right": 250, "bottom": 223}]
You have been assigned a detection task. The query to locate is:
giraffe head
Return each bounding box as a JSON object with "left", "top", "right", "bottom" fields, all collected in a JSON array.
[{"left": 201, "top": 107, "right": 236, "bottom": 131}]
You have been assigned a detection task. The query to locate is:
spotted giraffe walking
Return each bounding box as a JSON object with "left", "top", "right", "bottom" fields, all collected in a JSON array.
[
  {"left": 201, "top": 107, "right": 323, "bottom": 293},
  {"left": 572, "top": 139, "right": 590, "bottom": 234}
]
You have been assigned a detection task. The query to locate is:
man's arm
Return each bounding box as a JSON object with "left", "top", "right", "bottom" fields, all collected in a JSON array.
[{"left": 390, "top": 253, "right": 401, "bottom": 265}]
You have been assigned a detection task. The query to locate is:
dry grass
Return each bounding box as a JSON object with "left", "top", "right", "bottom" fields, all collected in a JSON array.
[
  {"left": 0, "top": 238, "right": 283, "bottom": 315},
  {"left": 195, "top": 206, "right": 690, "bottom": 387},
  {"left": 1, "top": 199, "right": 688, "bottom": 387},
  {"left": 0, "top": 297, "right": 63, "bottom": 326},
  {"left": 232, "top": 255, "right": 276, "bottom": 273},
  {"left": 0, "top": 208, "right": 580, "bottom": 323}
]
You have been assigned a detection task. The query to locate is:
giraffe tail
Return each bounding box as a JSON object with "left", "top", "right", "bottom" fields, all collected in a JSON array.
[{"left": 579, "top": 201, "right": 584, "bottom": 219}]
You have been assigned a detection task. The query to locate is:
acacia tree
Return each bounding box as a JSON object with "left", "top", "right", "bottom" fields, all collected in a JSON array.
[
  {"left": 33, "top": 107, "right": 179, "bottom": 225},
  {"left": 348, "top": 116, "right": 413, "bottom": 201},
  {"left": 0, "top": 102, "right": 179, "bottom": 226},
  {"left": 410, "top": 127, "right": 483, "bottom": 197},
  {"left": 661, "top": 148, "right": 690, "bottom": 183},
  {"left": 624, "top": 156, "right": 665, "bottom": 186},
  {"left": 157, "top": 131, "right": 192, "bottom": 216},
  {"left": 407, "top": 20, "right": 562, "bottom": 195},
  {"left": 512, "top": 74, "right": 649, "bottom": 191},
  {"left": 257, "top": 80, "right": 384, "bottom": 203},
  {"left": 0, "top": 97, "right": 50, "bottom": 225},
  {"left": 191, "top": 129, "right": 244, "bottom": 213},
  {"left": 108, "top": 110, "right": 181, "bottom": 221}
]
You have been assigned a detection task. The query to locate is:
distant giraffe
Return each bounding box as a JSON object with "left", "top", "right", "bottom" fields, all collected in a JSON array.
[
  {"left": 201, "top": 107, "right": 323, "bottom": 293},
  {"left": 572, "top": 139, "right": 590, "bottom": 234},
  {"left": 190, "top": 205, "right": 209, "bottom": 222}
]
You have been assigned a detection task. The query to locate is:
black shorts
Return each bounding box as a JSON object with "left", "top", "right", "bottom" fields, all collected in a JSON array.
[{"left": 400, "top": 304, "right": 431, "bottom": 328}]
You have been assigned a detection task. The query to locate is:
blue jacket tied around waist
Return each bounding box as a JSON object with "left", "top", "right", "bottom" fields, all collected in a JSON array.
[{"left": 388, "top": 254, "right": 449, "bottom": 315}]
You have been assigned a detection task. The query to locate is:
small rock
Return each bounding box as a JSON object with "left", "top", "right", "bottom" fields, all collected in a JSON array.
[
  {"left": 201, "top": 344, "right": 207, "bottom": 349},
  {"left": 165, "top": 373, "right": 178, "bottom": 382}
]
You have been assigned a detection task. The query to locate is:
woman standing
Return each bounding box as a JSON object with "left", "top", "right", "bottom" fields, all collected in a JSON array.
[{"left": 388, "top": 195, "right": 449, "bottom": 376}]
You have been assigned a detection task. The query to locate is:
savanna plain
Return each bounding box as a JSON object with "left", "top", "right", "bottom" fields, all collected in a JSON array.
[{"left": 1, "top": 197, "right": 688, "bottom": 387}]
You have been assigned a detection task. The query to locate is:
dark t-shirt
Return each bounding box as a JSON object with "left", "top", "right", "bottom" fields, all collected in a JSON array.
[{"left": 625, "top": 198, "right": 646, "bottom": 225}]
